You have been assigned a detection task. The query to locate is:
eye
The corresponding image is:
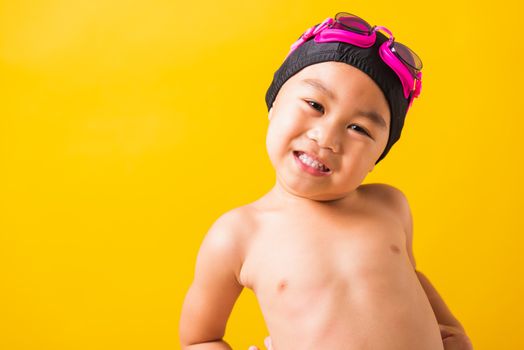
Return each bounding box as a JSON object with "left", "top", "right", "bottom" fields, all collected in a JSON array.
[
  {"left": 306, "top": 100, "right": 324, "bottom": 113},
  {"left": 348, "top": 124, "right": 371, "bottom": 137}
]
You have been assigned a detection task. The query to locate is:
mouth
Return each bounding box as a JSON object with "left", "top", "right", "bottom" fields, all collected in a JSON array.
[{"left": 293, "top": 151, "right": 332, "bottom": 176}]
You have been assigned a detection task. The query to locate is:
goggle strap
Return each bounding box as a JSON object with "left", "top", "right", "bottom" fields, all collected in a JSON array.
[{"left": 287, "top": 18, "right": 333, "bottom": 58}]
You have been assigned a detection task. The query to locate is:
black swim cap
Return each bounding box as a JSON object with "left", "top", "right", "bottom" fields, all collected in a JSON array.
[{"left": 265, "top": 30, "right": 409, "bottom": 164}]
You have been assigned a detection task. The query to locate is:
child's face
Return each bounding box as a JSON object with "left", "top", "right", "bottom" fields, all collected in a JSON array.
[{"left": 265, "top": 61, "right": 391, "bottom": 201}]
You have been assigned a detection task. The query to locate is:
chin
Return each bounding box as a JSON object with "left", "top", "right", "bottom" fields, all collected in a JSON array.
[
  {"left": 309, "top": 190, "right": 356, "bottom": 202},
  {"left": 281, "top": 178, "right": 355, "bottom": 202}
]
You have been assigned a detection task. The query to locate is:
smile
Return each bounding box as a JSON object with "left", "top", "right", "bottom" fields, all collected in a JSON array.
[{"left": 293, "top": 151, "right": 332, "bottom": 176}]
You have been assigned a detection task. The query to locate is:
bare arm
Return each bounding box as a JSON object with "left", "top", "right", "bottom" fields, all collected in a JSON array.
[
  {"left": 179, "top": 212, "right": 245, "bottom": 349},
  {"left": 415, "top": 270, "right": 465, "bottom": 331},
  {"left": 415, "top": 271, "right": 473, "bottom": 349}
]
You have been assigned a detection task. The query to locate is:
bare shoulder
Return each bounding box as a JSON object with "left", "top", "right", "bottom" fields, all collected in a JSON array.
[
  {"left": 208, "top": 205, "right": 256, "bottom": 237},
  {"left": 358, "top": 183, "right": 413, "bottom": 232},
  {"left": 358, "top": 182, "right": 409, "bottom": 202},
  {"left": 199, "top": 205, "right": 257, "bottom": 277}
]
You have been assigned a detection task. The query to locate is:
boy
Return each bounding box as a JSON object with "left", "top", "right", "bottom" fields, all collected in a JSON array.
[{"left": 179, "top": 12, "right": 473, "bottom": 350}]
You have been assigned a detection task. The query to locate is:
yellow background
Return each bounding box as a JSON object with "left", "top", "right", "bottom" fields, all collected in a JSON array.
[{"left": 1, "top": 0, "right": 522, "bottom": 349}]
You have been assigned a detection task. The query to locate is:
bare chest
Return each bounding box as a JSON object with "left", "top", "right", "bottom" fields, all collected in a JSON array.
[{"left": 239, "top": 210, "right": 410, "bottom": 295}]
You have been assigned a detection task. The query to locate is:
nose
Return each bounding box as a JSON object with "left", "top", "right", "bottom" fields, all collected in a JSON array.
[{"left": 306, "top": 120, "right": 341, "bottom": 153}]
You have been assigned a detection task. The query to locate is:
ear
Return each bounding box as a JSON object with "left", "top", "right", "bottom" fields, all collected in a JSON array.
[
  {"left": 268, "top": 107, "right": 273, "bottom": 121},
  {"left": 368, "top": 163, "right": 375, "bottom": 173}
]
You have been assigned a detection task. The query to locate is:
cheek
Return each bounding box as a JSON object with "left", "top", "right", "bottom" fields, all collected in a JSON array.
[
  {"left": 340, "top": 144, "right": 378, "bottom": 172},
  {"left": 267, "top": 112, "right": 303, "bottom": 143},
  {"left": 265, "top": 118, "right": 302, "bottom": 165},
  {"left": 265, "top": 122, "right": 285, "bottom": 165}
]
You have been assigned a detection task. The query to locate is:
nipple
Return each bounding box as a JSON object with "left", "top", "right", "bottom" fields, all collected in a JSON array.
[
  {"left": 390, "top": 244, "right": 401, "bottom": 254},
  {"left": 277, "top": 279, "right": 288, "bottom": 292}
]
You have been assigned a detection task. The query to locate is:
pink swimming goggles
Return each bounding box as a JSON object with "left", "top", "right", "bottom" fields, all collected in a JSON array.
[{"left": 288, "top": 12, "right": 423, "bottom": 109}]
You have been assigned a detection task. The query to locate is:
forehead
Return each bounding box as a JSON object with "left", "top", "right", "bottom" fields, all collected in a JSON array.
[{"left": 293, "top": 61, "right": 382, "bottom": 96}]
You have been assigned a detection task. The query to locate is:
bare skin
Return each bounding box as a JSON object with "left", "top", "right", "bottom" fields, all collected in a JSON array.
[
  {"left": 242, "top": 183, "right": 444, "bottom": 350},
  {"left": 179, "top": 62, "right": 472, "bottom": 350}
]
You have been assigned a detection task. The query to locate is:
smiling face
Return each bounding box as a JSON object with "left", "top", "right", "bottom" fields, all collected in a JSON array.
[{"left": 265, "top": 61, "right": 391, "bottom": 202}]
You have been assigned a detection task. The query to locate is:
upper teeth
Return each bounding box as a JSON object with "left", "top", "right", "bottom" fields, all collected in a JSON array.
[{"left": 298, "top": 152, "right": 328, "bottom": 171}]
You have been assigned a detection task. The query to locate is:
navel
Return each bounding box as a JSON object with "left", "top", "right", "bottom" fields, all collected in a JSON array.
[{"left": 390, "top": 244, "right": 401, "bottom": 254}]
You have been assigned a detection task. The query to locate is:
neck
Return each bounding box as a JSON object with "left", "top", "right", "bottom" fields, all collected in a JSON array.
[{"left": 265, "top": 180, "right": 359, "bottom": 211}]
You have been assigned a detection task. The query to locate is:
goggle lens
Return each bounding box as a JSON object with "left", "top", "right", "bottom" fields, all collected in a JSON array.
[
  {"left": 333, "top": 12, "right": 423, "bottom": 78},
  {"left": 391, "top": 41, "right": 423, "bottom": 76},
  {"left": 334, "top": 12, "right": 373, "bottom": 35}
]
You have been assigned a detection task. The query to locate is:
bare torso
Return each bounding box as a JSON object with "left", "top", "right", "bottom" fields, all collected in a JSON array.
[{"left": 237, "top": 184, "right": 444, "bottom": 350}]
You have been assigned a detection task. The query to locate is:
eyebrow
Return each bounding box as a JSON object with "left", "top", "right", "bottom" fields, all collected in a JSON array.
[
  {"left": 301, "top": 78, "right": 388, "bottom": 130},
  {"left": 302, "top": 78, "right": 336, "bottom": 100}
]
